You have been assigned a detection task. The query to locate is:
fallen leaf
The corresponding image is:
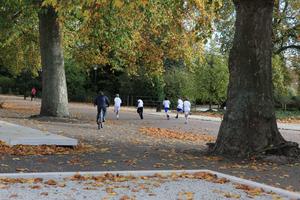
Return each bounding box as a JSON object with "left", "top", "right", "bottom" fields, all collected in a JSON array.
[{"left": 44, "top": 179, "right": 57, "bottom": 186}]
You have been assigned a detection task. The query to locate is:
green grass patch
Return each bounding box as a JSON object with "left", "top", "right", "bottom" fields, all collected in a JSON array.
[{"left": 275, "top": 110, "right": 300, "bottom": 120}]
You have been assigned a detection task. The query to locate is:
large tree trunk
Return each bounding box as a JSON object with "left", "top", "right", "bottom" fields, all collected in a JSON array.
[
  {"left": 213, "top": 0, "right": 290, "bottom": 157},
  {"left": 39, "top": 6, "right": 69, "bottom": 117}
]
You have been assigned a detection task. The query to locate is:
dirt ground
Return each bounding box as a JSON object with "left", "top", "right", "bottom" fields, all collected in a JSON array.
[{"left": 0, "top": 95, "right": 300, "bottom": 193}]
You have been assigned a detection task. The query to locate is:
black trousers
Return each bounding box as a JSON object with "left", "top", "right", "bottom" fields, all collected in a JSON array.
[
  {"left": 137, "top": 107, "right": 143, "bottom": 119},
  {"left": 97, "top": 107, "right": 107, "bottom": 122}
]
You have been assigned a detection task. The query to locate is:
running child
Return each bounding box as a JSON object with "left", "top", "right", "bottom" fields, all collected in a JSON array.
[
  {"left": 114, "top": 94, "right": 122, "bottom": 119},
  {"left": 163, "top": 97, "right": 170, "bottom": 120},
  {"left": 183, "top": 97, "right": 191, "bottom": 124},
  {"left": 137, "top": 99, "right": 144, "bottom": 120},
  {"left": 175, "top": 97, "right": 183, "bottom": 119}
]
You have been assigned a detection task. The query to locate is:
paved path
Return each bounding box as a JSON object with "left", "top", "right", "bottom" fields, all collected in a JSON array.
[
  {"left": 0, "top": 95, "right": 299, "bottom": 193},
  {"left": 136, "top": 108, "right": 300, "bottom": 131},
  {"left": 0, "top": 120, "right": 77, "bottom": 146}
]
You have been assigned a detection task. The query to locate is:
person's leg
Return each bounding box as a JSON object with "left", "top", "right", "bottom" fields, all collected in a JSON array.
[
  {"left": 184, "top": 112, "right": 188, "bottom": 124},
  {"left": 96, "top": 108, "right": 100, "bottom": 124},
  {"left": 137, "top": 108, "right": 141, "bottom": 119},
  {"left": 165, "top": 108, "right": 169, "bottom": 120},
  {"left": 138, "top": 107, "right": 143, "bottom": 119},
  {"left": 102, "top": 107, "right": 107, "bottom": 122},
  {"left": 141, "top": 107, "right": 143, "bottom": 119},
  {"left": 31, "top": 94, "right": 33, "bottom": 101},
  {"left": 175, "top": 108, "right": 179, "bottom": 118},
  {"left": 116, "top": 107, "right": 120, "bottom": 119}
]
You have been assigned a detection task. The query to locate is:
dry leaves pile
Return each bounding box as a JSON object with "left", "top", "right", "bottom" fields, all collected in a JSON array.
[
  {"left": 139, "top": 127, "right": 216, "bottom": 143},
  {"left": 0, "top": 102, "right": 39, "bottom": 114},
  {"left": 278, "top": 118, "right": 300, "bottom": 124},
  {"left": 235, "top": 184, "right": 264, "bottom": 197},
  {"left": 0, "top": 141, "right": 95, "bottom": 156}
]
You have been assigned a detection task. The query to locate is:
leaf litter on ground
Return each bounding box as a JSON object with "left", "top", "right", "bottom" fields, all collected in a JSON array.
[
  {"left": 0, "top": 140, "right": 96, "bottom": 156},
  {"left": 139, "top": 127, "right": 216, "bottom": 143}
]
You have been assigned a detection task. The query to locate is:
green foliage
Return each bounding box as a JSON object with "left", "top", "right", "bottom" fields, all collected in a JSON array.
[
  {"left": 163, "top": 68, "right": 196, "bottom": 106},
  {"left": 0, "top": 76, "right": 15, "bottom": 93},
  {"left": 0, "top": 1, "right": 40, "bottom": 76},
  {"left": 119, "top": 68, "right": 165, "bottom": 100},
  {"left": 65, "top": 60, "right": 88, "bottom": 102},
  {"left": 193, "top": 50, "right": 229, "bottom": 105},
  {"left": 276, "top": 110, "right": 300, "bottom": 119},
  {"left": 272, "top": 55, "right": 291, "bottom": 97}
]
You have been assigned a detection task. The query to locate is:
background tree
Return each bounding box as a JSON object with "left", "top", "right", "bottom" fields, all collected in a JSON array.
[
  {"left": 213, "top": 0, "right": 298, "bottom": 157},
  {"left": 39, "top": 4, "right": 69, "bottom": 117},
  {"left": 194, "top": 48, "right": 228, "bottom": 110}
]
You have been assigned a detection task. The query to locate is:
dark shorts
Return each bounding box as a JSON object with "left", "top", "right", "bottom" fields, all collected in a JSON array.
[
  {"left": 164, "top": 107, "right": 169, "bottom": 113},
  {"left": 177, "top": 108, "right": 183, "bottom": 112}
]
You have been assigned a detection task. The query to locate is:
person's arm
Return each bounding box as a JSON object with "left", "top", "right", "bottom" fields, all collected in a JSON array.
[
  {"left": 94, "top": 97, "right": 97, "bottom": 106},
  {"left": 105, "top": 97, "right": 109, "bottom": 107}
]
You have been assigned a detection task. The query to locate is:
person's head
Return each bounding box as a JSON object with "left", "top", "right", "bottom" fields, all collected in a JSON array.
[
  {"left": 98, "top": 91, "right": 104, "bottom": 95},
  {"left": 164, "top": 97, "right": 168, "bottom": 100},
  {"left": 116, "top": 94, "right": 119, "bottom": 97}
]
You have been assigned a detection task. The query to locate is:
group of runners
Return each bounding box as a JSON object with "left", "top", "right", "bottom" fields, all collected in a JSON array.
[{"left": 94, "top": 91, "right": 191, "bottom": 129}]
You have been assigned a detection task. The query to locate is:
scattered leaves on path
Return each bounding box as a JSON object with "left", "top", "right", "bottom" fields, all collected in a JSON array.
[
  {"left": 235, "top": 183, "right": 264, "bottom": 197},
  {"left": 139, "top": 127, "right": 215, "bottom": 143},
  {"left": 0, "top": 141, "right": 96, "bottom": 156},
  {"left": 1, "top": 102, "right": 39, "bottom": 114},
  {"left": 0, "top": 172, "right": 272, "bottom": 199}
]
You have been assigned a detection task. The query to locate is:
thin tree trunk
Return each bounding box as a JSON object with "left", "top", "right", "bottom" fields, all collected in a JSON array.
[
  {"left": 213, "top": 0, "right": 290, "bottom": 157},
  {"left": 39, "top": 6, "right": 69, "bottom": 117}
]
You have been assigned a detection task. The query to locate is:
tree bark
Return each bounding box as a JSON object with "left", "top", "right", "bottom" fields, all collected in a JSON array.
[
  {"left": 213, "top": 0, "right": 288, "bottom": 157},
  {"left": 39, "top": 6, "right": 69, "bottom": 117}
]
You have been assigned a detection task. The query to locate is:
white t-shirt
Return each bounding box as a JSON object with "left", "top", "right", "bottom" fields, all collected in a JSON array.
[
  {"left": 114, "top": 97, "right": 122, "bottom": 107},
  {"left": 177, "top": 99, "right": 183, "bottom": 109},
  {"left": 163, "top": 100, "right": 170, "bottom": 108},
  {"left": 183, "top": 100, "right": 191, "bottom": 112},
  {"left": 137, "top": 99, "right": 143, "bottom": 108}
]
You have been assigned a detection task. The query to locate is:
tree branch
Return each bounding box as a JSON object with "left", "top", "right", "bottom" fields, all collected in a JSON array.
[{"left": 275, "top": 45, "right": 300, "bottom": 54}]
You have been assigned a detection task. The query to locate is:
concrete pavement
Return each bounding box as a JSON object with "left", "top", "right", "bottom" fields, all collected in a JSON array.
[{"left": 0, "top": 120, "right": 77, "bottom": 146}]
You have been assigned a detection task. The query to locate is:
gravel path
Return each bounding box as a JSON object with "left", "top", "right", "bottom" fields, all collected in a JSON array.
[{"left": 0, "top": 170, "right": 295, "bottom": 200}]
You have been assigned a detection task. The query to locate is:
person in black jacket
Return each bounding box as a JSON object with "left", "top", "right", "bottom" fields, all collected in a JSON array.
[{"left": 94, "top": 91, "right": 109, "bottom": 124}]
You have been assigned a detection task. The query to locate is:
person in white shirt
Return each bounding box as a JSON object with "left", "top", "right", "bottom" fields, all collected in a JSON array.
[
  {"left": 137, "top": 99, "right": 144, "bottom": 119},
  {"left": 114, "top": 94, "right": 122, "bottom": 119},
  {"left": 183, "top": 98, "right": 191, "bottom": 124},
  {"left": 162, "top": 97, "right": 171, "bottom": 120},
  {"left": 175, "top": 98, "right": 183, "bottom": 119}
]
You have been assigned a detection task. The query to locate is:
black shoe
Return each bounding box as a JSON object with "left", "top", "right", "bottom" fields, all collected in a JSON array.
[
  {"left": 167, "top": 115, "right": 170, "bottom": 120},
  {"left": 175, "top": 115, "right": 178, "bottom": 119}
]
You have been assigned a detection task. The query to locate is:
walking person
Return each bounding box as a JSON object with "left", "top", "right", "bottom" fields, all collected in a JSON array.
[
  {"left": 94, "top": 91, "right": 109, "bottom": 129},
  {"left": 175, "top": 97, "right": 183, "bottom": 119},
  {"left": 163, "top": 97, "right": 170, "bottom": 120},
  {"left": 137, "top": 99, "right": 144, "bottom": 120},
  {"left": 114, "top": 94, "right": 122, "bottom": 119},
  {"left": 31, "top": 87, "right": 37, "bottom": 101},
  {"left": 183, "top": 97, "right": 191, "bottom": 124}
]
